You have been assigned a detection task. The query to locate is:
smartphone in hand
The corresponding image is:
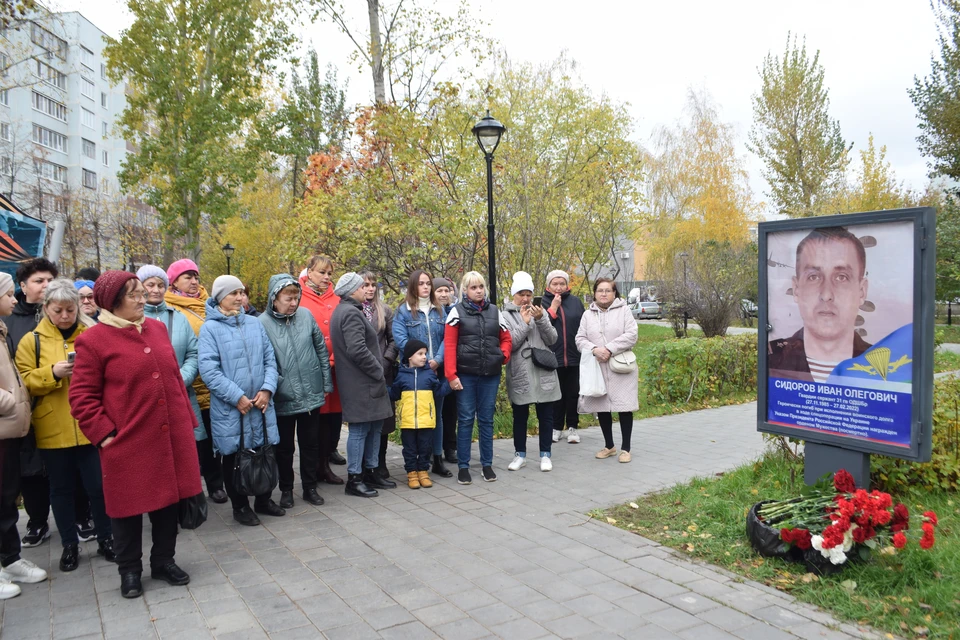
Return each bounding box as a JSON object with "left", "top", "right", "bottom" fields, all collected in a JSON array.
[
  {"left": 533, "top": 296, "right": 542, "bottom": 307},
  {"left": 67, "top": 352, "right": 76, "bottom": 364}
]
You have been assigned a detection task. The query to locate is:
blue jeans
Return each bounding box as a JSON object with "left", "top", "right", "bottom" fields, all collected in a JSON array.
[
  {"left": 433, "top": 392, "right": 445, "bottom": 455},
  {"left": 39, "top": 445, "right": 112, "bottom": 546},
  {"left": 457, "top": 373, "right": 501, "bottom": 468},
  {"left": 346, "top": 421, "right": 382, "bottom": 475}
]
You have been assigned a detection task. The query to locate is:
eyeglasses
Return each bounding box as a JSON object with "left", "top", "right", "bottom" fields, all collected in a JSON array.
[
  {"left": 595, "top": 289, "right": 615, "bottom": 294},
  {"left": 79, "top": 294, "right": 95, "bottom": 301},
  {"left": 125, "top": 292, "right": 147, "bottom": 302}
]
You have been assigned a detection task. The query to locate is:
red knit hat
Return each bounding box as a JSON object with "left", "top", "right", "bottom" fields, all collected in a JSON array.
[{"left": 94, "top": 270, "right": 138, "bottom": 311}]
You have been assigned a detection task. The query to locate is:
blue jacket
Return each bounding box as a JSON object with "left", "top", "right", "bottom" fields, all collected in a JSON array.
[
  {"left": 198, "top": 299, "right": 279, "bottom": 456},
  {"left": 144, "top": 302, "right": 204, "bottom": 440},
  {"left": 259, "top": 274, "right": 333, "bottom": 416},
  {"left": 394, "top": 303, "right": 446, "bottom": 364},
  {"left": 389, "top": 365, "right": 451, "bottom": 429}
]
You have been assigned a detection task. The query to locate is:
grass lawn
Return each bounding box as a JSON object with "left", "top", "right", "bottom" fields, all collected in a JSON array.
[
  {"left": 603, "top": 452, "right": 960, "bottom": 639},
  {"left": 937, "top": 324, "right": 960, "bottom": 344}
]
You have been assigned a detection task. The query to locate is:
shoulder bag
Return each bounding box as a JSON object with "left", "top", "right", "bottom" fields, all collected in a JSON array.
[
  {"left": 233, "top": 412, "right": 278, "bottom": 496},
  {"left": 178, "top": 491, "right": 208, "bottom": 529},
  {"left": 522, "top": 346, "right": 558, "bottom": 370},
  {"left": 600, "top": 314, "right": 637, "bottom": 375}
]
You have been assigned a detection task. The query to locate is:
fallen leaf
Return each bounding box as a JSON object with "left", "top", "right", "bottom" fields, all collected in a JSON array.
[
  {"left": 750, "top": 489, "right": 759, "bottom": 495},
  {"left": 606, "top": 517, "right": 617, "bottom": 525},
  {"left": 801, "top": 573, "right": 819, "bottom": 584},
  {"left": 919, "top": 603, "right": 933, "bottom": 612},
  {"left": 900, "top": 622, "right": 909, "bottom": 632},
  {"left": 840, "top": 580, "right": 857, "bottom": 593},
  {"left": 912, "top": 626, "right": 929, "bottom": 637},
  {"left": 687, "top": 524, "right": 698, "bottom": 532},
  {"left": 879, "top": 546, "right": 897, "bottom": 555},
  {"left": 663, "top": 526, "right": 669, "bottom": 530},
  {"left": 629, "top": 502, "right": 639, "bottom": 509}
]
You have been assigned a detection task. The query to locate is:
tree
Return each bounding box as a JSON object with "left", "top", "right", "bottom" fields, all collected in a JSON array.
[
  {"left": 1, "top": 0, "right": 35, "bottom": 30},
  {"left": 936, "top": 190, "right": 960, "bottom": 302},
  {"left": 104, "top": 0, "right": 292, "bottom": 260},
  {"left": 910, "top": 1, "right": 960, "bottom": 181},
  {"left": 749, "top": 34, "right": 851, "bottom": 217}
]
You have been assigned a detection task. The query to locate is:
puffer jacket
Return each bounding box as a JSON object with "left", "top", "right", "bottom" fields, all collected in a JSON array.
[
  {"left": 164, "top": 285, "right": 211, "bottom": 410},
  {"left": 0, "top": 320, "right": 30, "bottom": 440},
  {"left": 260, "top": 274, "right": 333, "bottom": 417},
  {"left": 144, "top": 301, "right": 204, "bottom": 439},
  {"left": 394, "top": 302, "right": 446, "bottom": 364},
  {"left": 389, "top": 365, "right": 450, "bottom": 429},
  {"left": 198, "top": 299, "right": 279, "bottom": 456},
  {"left": 15, "top": 316, "right": 90, "bottom": 449},
  {"left": 502, "top": 302, "right": 561, "bottom": 406}
]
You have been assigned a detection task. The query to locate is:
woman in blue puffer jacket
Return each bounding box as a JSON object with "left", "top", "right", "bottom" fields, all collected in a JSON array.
[
  {"left": 198, "top": 275, "right": 283, "bottom": 527},
  {"left": 392, "top": 269, "right": 451, "bottom": 478}
]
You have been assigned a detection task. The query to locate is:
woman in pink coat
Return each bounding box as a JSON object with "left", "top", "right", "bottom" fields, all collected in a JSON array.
[
  {"left": 575, "top": 278, "right": 638, "bottom": 463},
  {"left": 70, "top": 271, "right": 202, "bottom": 599}
]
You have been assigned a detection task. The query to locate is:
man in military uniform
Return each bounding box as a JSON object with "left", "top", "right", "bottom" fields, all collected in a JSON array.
[{"left": 768, "top": 227, "right": 871, "bottom": 383}]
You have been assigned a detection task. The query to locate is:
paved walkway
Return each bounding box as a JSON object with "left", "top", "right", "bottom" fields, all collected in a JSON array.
[{"left": 1, "top": 403, "right": 886, "bottom": 640}]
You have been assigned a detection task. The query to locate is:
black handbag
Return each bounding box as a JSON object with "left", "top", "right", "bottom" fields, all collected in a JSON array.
[
  {"left": 178, "top": 492, "right": 208, "bottom": 530},
  {"left": 233, "top": 413, "right": 279, "bottom": 497},
  {"left": 523, "top": 346, "right": 559, "bottom": 371}
]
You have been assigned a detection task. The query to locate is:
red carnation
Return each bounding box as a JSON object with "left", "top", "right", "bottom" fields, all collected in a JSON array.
[
  {"left": 780, "top": 528, "right": 794, "bottom": 543},
  {"left": 892, "top": 532, "right": 907, "bottom": 549},
  {"left": 920, "top": 532, "right": 935, "bottom": 550},
  {"left": 923, "top": 511, "right": 938, "bottom": 526},
  {"left": 794, "top": 529, "right": 813, "bottom": 550},
  {"left": 874, "top": 509, "right": 891, "bottom": 526},
  {"left": 852, "top": 527, "right": 868, "bottom": 544},
  {"left": 834, "top": 469, "right": 856, "bottom": 493}
]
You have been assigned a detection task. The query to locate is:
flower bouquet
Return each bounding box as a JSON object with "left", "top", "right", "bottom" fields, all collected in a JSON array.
[{"left": 747, "top": 470, "right": 938, "bottom": 574}]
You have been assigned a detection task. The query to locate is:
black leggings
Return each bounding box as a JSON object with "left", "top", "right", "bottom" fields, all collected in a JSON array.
[{"left": 598, "top": 412, "right": 633, "bottom": 452}]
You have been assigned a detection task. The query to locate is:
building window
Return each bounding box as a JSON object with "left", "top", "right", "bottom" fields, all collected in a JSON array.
[
  {"left": 35, "top": 60, "right": 66, "bottom": 90},
  {"left": 0, "top": 53, "right": 8, "bottom": 78},
  {"left": 31, "top": 91, "right": 67, "bottom": 122},
  {"left": 1, "top": 122, "right": 8, "bottom": 141},
  {"left": 82, "top": 138, "right": 96, "bottom": 159},
  {"left": 101, "top": 150, "right": 109, "bottom": 166},
  {"left": 81, "top": 77, "right": 95, "bottom": 99},
  {"left": 80, "top": 46, "right": 94, "bottom": 70},
  {"left": 1, "top": 156, "right": 11, "bottom": 176},
  {"left": 100, "top": 63, "right": 107, "bottom": 80},
  {"left": 81, "top": 108, "right": 95, "bottom": 129},
  {"left": 100, "top": 92, "right": 108, "bottom": 109},
  {"left": 82, "top": 169, "right": 97, "bottom": 189},
  {"left": 32, "top": 124, "right": 67, "bottom": 153},
  {"left": 34, "top": 159, "right": 66, "bottom": 183},
  {"left": 40, "top": 192, "right": 65, "bottom": 214},
  {"left": 101, "top": 121, "right": 108, "bottom": 137},
  {"left": 0, "top": 90, "right": 8, "bottom": 107},
  {"left": 30, "top": 23, "right": 67, "bottom": 60}
]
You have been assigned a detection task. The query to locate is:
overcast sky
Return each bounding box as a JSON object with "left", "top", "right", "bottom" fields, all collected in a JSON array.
[{"left": 58, "top": 0, "right": 942, "bottom": 215}]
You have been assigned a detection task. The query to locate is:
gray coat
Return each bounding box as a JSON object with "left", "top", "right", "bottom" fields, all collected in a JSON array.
[
  {"left": 260, "top": 274, "right": 334, "bottom": 417},
  {"left": 502, "top": 302, "right": 561, "bottom": 406},
  {"left": 330, "top": 297, "right": 392, "bottom": 424}
]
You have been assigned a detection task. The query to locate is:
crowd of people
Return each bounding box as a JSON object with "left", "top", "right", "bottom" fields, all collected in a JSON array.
[{"left": 0, "top": 256, "right": 639, "bottom": 601}]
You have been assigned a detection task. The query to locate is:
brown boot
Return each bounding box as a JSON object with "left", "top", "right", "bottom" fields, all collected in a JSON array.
[
  {"left": 417, "top": 471, "right": 433, "bottom": 488},
  {"left": 318, "top": 440, "right": 344, "bottom": 485},
  {"left": 407, "top": 471, "right": 420, "bottom": 489}
]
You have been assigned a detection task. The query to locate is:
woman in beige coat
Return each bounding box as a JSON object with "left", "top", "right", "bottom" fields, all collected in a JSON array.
[
  {"left": 575, "top": 278, "right": 638, "bottom": 463},
  {"left": 0, "top": 272, "right": 48, "bottom": 599}
]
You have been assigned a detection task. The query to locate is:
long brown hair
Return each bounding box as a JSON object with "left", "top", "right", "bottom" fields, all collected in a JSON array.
[
  {"left": 405, "top": 270, "right": 443, "bottom": 315},
  {"left": 359, "top": 270, "right": 388, "bottom": 332}
]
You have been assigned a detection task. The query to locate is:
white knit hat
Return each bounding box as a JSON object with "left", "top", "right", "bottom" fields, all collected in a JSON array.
[
  {"left": 545, "top": 270, "right": 569, "bottom": 287},
  {"left": 510, "top": 271, "right": 535, "bottom": 296}
]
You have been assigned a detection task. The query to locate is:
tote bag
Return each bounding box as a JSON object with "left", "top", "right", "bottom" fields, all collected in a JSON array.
[{"left": 234, "top": 413, "right": 279, "bottom": 497}]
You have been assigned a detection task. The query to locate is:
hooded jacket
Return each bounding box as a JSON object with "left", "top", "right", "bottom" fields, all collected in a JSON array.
[
  {"left": 144, "top": 301, "right": 204, "bottom": 439},
  {"left": 542, "top": 288, "right": 585, "bottom": 368},
  {"left": 15, "top": 316, "right": 90, "bottom": 449},
  {"left": 389, "top": 364, "right": 450, "bottom": 429},
  {"left": 502, "top": 301, "right": 561, "bottom": 406},
  {"left": 259, "top": 274, "right": 333, "bottom": 417},
  {"left": 6, "top": 291, "right": 42, "bottom": 357},
  {"left": 198, "top": 299, "right": 279, "bottom": 456},
  {"left": 164, "top": 285, "right": 211, "bottom": 410},
  {"left": 0, "top": 320, "right": 31, "bottom": 440}
]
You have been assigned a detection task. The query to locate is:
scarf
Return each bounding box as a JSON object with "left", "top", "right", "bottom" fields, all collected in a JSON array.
[
  {"left": 361, "top": 300, "right": 374, "bottom": 324},
  {"left": 305, "top": 279, "right": 327, "bottom": 296},
  {"left": 463, "top": 294, "right": 488, "bottom": 313},
  {"left": 218, "top": 306, "right": 242, "bottom": 317},
  {"left": 98, "top": 309, "right": 145, "bottom": 333},
  {"left": 170, "top": 287, "right": 201, "bottom": 298}
]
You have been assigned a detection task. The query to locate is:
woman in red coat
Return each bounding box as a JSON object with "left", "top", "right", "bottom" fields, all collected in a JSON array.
[
  {"left": 69, "top": 271, "right": 202, "bottom": 600},
  {"left": 299, "top": 255, "right": 345, "bottom": 483}
]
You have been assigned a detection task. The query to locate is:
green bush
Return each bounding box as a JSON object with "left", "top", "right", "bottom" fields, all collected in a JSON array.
[
  {"left": 873, "top": 375, "right": 960, "bottom": 492},
  {"left": 639, "top": 334, "right": 756, "bottom": 404}
]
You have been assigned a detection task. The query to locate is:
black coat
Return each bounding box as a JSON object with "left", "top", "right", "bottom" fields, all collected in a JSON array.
[
  {"left": 6, "top": 293, "right": 43, "bottom": 476},
  {"left": 330, "top": 298, "right": 392, "bottom": 424},
  {"left": 542, "top": 289, "right": 585, "bottom": 368}
]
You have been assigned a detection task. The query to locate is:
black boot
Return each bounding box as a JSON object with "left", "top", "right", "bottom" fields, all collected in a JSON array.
[
  {"left": 59, "top": 543, "right": 79, "bottom": 572},
  {"left": 279, "top": 490, "right": 294, "bottom": 509},
  {"left": 97, "top": 538, "right": 117, "bottom": 562},
  {"left": 345, "top": 474, "right": 378, "bottom": 498},
  {"left": 303, "top": 487, "right": 325, "bottom": 506},
  {"left": 121, "top": 572, "right": 143, "bottom": 598},
  {"left": 329, "top": 450, "right": 346, "bottom": 465},
  {"left": 432, "top": 455, "right": 453, "bottom": 478},
  {"left": 377, "top": 433, "right": 390, "bottom": 478},
  {"left": 444, "top": 448, "right": 457, "bottom": 464},
  {"left": 363, "top": 468, "right": 396, "bottom": 489}
]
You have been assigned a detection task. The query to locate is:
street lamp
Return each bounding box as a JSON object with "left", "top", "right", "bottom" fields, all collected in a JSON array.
[
  {"left": 472, "top": 110, "right": 506, "bottom": 303},
  {"left": 678, "top": 251, "right": 689, "bottom": 332},
  {"left": 221, "top": 242, "right": 235, "bottom": 275}
]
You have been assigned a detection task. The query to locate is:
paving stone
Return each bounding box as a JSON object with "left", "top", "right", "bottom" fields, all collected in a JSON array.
[{"left": 644, "top": 607, "right": 704, "bottom": 632}]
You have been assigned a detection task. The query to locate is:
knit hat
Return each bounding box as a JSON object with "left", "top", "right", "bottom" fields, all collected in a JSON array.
[
  {"left": 334, "top": 272, "right": 363, "bottom": 298},
  {"left": 545, "top": 270, "right": 569, "bottom": 287},
  {"left": 74, "top": 279, "right": 96, "bottom": 291},
  {"left": 166, "top": 259, "right": 199, "bottom": 287},
  {"left": 211, "top": 275, "right": 244, "bottom": 304},
  {"left": 403, "top": 339, "right": 429, "bottom": 363},
  {"left": 94, "top": 270, "right": 138, "bottom": 311},
  {"left": 510, "top": 271, "right": 535, "bottom": 296},
  {"left": 136, "top": 264, "right": 169, "bottom": 287},
  {"left": 0, "top": 272, "right": 13, "bottom": 297},
  {"left": 432, "top": 277, "right": 453, "bottom": 291}
]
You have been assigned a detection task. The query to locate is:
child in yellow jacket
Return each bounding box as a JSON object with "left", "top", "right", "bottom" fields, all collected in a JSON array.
[{"left": 389, "top": 340, "right": 450, "bottom": 489}]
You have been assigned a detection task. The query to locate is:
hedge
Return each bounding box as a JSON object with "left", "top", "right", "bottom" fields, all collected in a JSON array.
[{"left": 638, "top": 333, "right": 757, "bottom": 404}]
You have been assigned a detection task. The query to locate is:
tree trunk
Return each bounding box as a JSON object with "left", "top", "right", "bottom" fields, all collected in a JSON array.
[{"left": 367, "top": 0, "right": 386, "bottom": 105}]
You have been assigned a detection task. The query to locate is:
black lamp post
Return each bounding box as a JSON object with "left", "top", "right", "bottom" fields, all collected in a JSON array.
[
  {"left": 679, "top": 251, "right": 689, "bottom": 332},
  {"left": 472, "top": 111, "right": 506, "bottom": 304},
  {"left": 222, "top": 242, "right": 235, "bottom": 275}
]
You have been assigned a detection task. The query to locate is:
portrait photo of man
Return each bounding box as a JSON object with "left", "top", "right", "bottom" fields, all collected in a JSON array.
[{"left": 768, "top": 227, "right": 871, "bottom": 383}]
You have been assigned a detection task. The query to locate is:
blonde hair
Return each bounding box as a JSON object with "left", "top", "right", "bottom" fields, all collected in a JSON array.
[
  {"left": 306, "top": 255, "right": 333, "bottom": 273},
  {"left": 459, "top": 271, "right": 486, "bottom": 298}
]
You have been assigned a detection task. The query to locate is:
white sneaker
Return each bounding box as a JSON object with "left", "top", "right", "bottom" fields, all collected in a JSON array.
[
  {"left": 507, "top": 456, "right": 526, "bottom": 471},
  {"left": 540, "top": 456, "right": 553, "bottom": 472},
  {"left": 0, "top": 559, "right": 48, "bottom": 584},
  {"left": 0, "top": 578, "right": 20, "bottom": 600},
  {"left": 567, "top": 429, "right": 580, "bottom": 444},
  {"left": 552, "top": 430, "right": 561, "bottom": 443}
]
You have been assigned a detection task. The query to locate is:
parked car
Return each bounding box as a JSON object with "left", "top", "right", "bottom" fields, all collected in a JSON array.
[
  {"left": 631, "top": 301, "right": 662, "bottom": 320},
  {"left": 740, "top": 299, "right": 758, "bottom": 318}
]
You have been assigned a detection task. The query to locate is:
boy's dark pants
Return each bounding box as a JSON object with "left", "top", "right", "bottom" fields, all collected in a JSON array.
[{"left": 400, "top": 429, "right": 433, "bottom": 472}]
